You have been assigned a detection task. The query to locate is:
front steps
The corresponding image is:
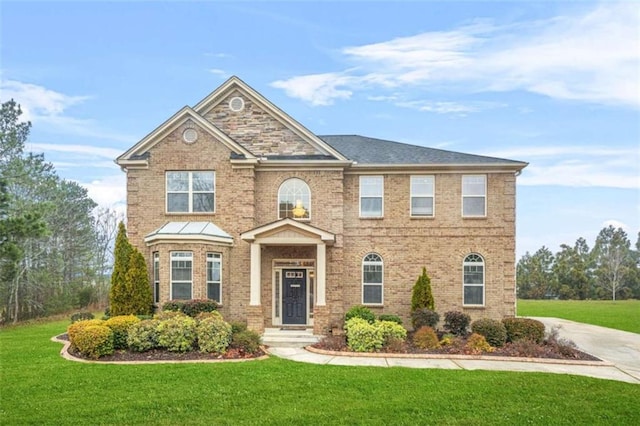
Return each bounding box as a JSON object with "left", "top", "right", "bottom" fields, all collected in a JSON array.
[{"left": 261, "top": 327, "right": 322, "bottom": 348}]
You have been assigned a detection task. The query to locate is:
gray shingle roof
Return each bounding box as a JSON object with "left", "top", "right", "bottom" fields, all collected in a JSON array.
[{"left": 319, "top": 135, "right": 526, "bottom": 166}]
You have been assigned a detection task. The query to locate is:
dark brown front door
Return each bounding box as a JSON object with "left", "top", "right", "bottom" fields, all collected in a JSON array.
[{"left": 282, "top": 269, "right": 307, "bottom": 325}]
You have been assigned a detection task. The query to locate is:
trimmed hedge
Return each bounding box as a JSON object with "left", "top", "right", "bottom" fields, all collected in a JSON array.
[
  {"left": 345, "top": 305, "right": 376, "bottom": 324},
  {"left": 67, "top": 319, "right": 105, "bottom": 344},
  {"left": 378, "top": 314, "right": 403, "bottom": 325},
  {"left": 230, "top": 330, "right": 261, "bottom": 355},
  {"left": 157, "top": 315, "right": 197, "bottom": 352},
  {"left": 105, "top": 315, "right": 141, "bottom": 349},
  {"left": 162, "top": 299, "right": 218, "bottom": 317},
  {"left": 465, "top": 333, "right": 494, "bottom": 354},
  {"left": 411, "top": 308, "right": 440, "bottom": 330},
  {"left": 196, "top": 316, "right": 232, "bottom": 354},
  {"left": 502, "top": 318, "right": 545, "bottom": 344},
  {"left": 74, "top": 325, "right": 114, "bottom": 359},
  {"left": 471, "top": 318, "right": 507, "bottom": 347},
  {"left": 443, "top": 311, "right": 471, "bottom": 336},
  {"left": 413, "top": 326, "right": 440, "bottom": 349},
  {"left": 127, "top": 319, "right": 160, "bottom": 352},
  {"left": 345, "top": 317, "right": 384, "bottom": 352}
]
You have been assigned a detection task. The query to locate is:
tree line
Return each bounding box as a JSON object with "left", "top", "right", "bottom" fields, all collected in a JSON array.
[
  {"left": 0, "top": 100, "right": 121, "bottom": 324},
  {"left": 517, "top": 226, "right": 640, "bottom": 300}
]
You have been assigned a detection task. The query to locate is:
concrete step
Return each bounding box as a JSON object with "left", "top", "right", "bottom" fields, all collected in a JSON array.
[{"left": 261, "top": 327, "right": 321, "bottom": 348}]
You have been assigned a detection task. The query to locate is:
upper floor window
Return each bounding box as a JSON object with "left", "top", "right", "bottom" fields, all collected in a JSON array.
[
  {"left": 166, "top": 171, "right": 215, "bottom": 213},
  {"left": 410, "top": 175, "right": 434, "bottom": 217},
  {"left": 362, "top": 253, "right": 383, "bottom": 304},
  {"left": 463, "top": 253, "right": 484, "bottom": 306},
  {"left": 170, "top": 251, "right": 192, "bottom": 300},
  {"left": 462, "top": 175, "right": 486, "bottom": 217},
  {"left": 278, "top": 178, "right": 310, "bottom": 219},
  {"left": 360, "top": 176, "right": 383, "bottom": 218},
  {"left": 207, "top": 253, "right": 222, "bottom": 304}
]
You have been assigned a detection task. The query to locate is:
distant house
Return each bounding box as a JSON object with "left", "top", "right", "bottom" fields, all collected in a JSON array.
[{"left": 116, "top": 76, "right": 527, "bottom": 334}]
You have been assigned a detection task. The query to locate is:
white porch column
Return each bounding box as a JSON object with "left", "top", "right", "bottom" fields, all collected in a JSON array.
[
  {"left": 316, "top": 242, "right": 326, "bottom": 306},
  {"left": 250, "top": 243, "right": 261, "bottom": 306}
]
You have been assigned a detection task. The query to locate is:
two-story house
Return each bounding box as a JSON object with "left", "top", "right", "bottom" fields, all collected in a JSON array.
[{"left": 116, "top": 76, "right": 527, "bottom": 334}]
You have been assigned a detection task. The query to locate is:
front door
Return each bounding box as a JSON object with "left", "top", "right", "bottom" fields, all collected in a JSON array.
[{"left": 282, "top": 269, "right": 307, "bottom": 325}]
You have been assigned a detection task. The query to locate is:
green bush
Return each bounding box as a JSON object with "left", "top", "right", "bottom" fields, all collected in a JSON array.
[
  {"left": 465, "top": 333, "right": 494, "bottom": 354},
  {"left": 412, "top": 326, "right": 440, "bottom": 349},
  {"left": 67, "top": 319, "right": 105, "bottom": 345},
  {"left": 443, "top": 311, "right": 471, "bottom": 336},
  {"left": 345, "top": 317, "right": 384, "bottom": 352},
  {"left": 230, "top": 330, "right": 261, "bottom": 354},
  {"left": 378, "top": 314, "right": 402, "bottom": 325},
  {"left": 154, "top": 310, "right": 187, "bottom": 321},
  {"left": 502, "top": 317, "right": 545, "bottom": 344},
  {"left": 345, "top": 305, "right": 376, "bottom": 324},
  {"left": 105, "top": 315, "right": 141, "bottom": 350},
  {"left": 157, "top": 315, "right": 197, "bottom": 352},
  {"left": 411, "top": 267, "right": 434, "bottom": 311},
  {"left": 196, "top": 316, "right": 232, "bottom": 354},
  {"left": 378, "top": 320, "right": 407, "bottom": 343},
  {"left": 74, "top": 325, "right": 114, "bottom": 359},
  {"left": 162, "top": 299, "right": 218, "bottom": 317},
  {"left": 230, "top": 321, "right": 248, "bottom": 334},
  {"left": 127, "top": 319, "right": 160, "bottom": 352},
  {"left": 471, "top": 318, "right": 507, "bottom": 347},
  {"left": 70, "top": 312, "right": 94, "bottom": 324},
  {"left": 411, "top": 308, "right": 440, "bottom": 330}
]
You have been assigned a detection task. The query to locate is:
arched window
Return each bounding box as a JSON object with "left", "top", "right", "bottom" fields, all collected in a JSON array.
[
  {"left": 463, "top": 254, "right": 484, "bottom": 306},
  {"left": 362, "top": 253, "right": 383, "bottom": 304},
  {"left": 278, "top": 178, "right": 310, "bottom": 219}
]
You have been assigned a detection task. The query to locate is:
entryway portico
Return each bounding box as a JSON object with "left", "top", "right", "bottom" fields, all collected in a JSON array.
[{"left": 240, "top": 218, "right": 335, "bottom": 333}]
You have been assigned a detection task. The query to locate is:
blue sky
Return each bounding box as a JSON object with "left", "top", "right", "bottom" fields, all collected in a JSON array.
[{"left": 1, "top": 1, "right": 638, "bottom": 258}]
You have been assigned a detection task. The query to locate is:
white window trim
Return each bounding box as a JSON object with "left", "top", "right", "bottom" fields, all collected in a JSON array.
[
  {"left": 277, "top": 178, "right": 311, "bottom": 220},
  {"left": 462, "top": 253, "right": 485, "bottom": 307},
  {"left": 362, "top": 253, "right": 384, "bottom": 305},
  {"left": 170, "top": 251, "right": 193, "bottom": 300},
  {"left": 359, "top": 176, "right": 384, "bottom": 218},
  {"left": 166, "top": 171, "right": 216, "bottom": 214},
  {"left": 153, "top": 252, "right": 160, "bottom": 304},
  {"left": 206, "top": 252, "right": 222, "bottom": 304},
  {"left": 461, "top": 175, "right": 487, "bottom": 218},
  {"left": 410, "top": 175, "right": 435, "bottom": 217}
]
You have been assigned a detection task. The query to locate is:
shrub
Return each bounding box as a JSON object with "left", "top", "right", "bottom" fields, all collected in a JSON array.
[
  {"left": 105, "top": 315, "right": 141, "bottom": 349},
  {"left": 109, "top": 222, "right": 133, "bottom": 316},
  {"left": 411, "top": 308, "right": 440, "bottom": 330},
  {"left": 443, "top": 311, "right": 471, "bottom": 336},
  {"left": 439, "top": 334, "right": 454, "bottom": 346},
  {"left": 378, "top": 314, "right": 402, "bottom": 325},
  {"left": 67, "top": 319, "right": 105, "bottom": 345},
  {"left": 378, "top": 320, "right": 407, "bottom": 343},
  {"left": 344, "top": 305, "right": 376, "bottom": 324},
  {"left": 74, "top": 325, "right": 114, "bottom": 359},
  {"left": 502, "top": 317, "right": 545, "bottom": 344},
  {"left": 412, "top": 326, "right": 440, "bottom": 349},
  {"left": 157, "top": 315, "right": 197, "bottom": 352},
  {"left": 70, "top": 312, "right": 94, "bottom": 323},
  {"left": 471, "top": 318, "right": 507, "bottom": 347},
  {"left": 411, "top": 267, "right": 434, "bottom": 311},
  {"left": 154, "top": 310, "right": 187, "bottom": 321},
  {"left": 196, "top": 316, "right": 232, "bottom": 354},
  {"left": 195, "top": 311, "right": 223, "bottom": 321},
  {"left": 230, "top": 330, "right": 262, "bottom": 354},
  {"left": 124, "top": 248, "right": 153, "bottom": 315},
  {"left": 127, "top": 319, "right": 160, "bottom": 352},
  {"left": 162, "top": 299, "right": 218, "bottom": 317},
  {"left": 465, "top": 333, "right": 494, "bottom": 354},
  {"left": 230, "top": 321, "right": 248, "bottom": 334},
  {"left": 345, "top": 317, "right": 384, "bottom": 352}
]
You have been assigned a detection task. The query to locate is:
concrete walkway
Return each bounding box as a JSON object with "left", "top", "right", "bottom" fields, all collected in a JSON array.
[{"left": 267, "top": 318, "right": 640, "bottom": 384}]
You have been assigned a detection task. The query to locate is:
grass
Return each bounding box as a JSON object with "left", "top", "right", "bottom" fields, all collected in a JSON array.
[
  {"left": 1, "top": 319, "right": 639, "bottom": 425},
  {"left": 517, "top": 299, "right": 640, "bottom": 334}
]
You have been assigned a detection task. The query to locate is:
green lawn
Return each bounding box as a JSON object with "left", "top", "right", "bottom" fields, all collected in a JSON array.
[
  {"left": 517, "top": 299, "right": 640, "bottom": 334},
  {"left": 1, "top": 319, "right": 639, "bottom": 425}
]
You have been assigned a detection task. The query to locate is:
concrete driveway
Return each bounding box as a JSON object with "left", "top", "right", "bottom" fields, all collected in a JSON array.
[{"left": 529, "top": 317, "right": 640, "bottom": 383}]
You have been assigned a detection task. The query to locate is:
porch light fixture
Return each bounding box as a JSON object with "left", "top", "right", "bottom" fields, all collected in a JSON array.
[{"left": 292, "top": 200, "right": 307, "bottom": 218}]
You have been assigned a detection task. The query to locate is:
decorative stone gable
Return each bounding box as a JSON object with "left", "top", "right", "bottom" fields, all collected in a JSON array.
[{"left": 203, "top": 90, "right": 324, "bottom": 157}]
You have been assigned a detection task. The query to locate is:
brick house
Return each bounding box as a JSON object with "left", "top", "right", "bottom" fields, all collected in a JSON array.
[{"left": 116, "top": 76, "right": 527, "bottom": 334}]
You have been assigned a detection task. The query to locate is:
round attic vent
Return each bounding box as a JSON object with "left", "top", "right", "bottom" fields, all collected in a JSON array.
[
  {"left": 182, "top": 128, "right": 198, "bottom": 144},
  {"left": 229, "top": 96, "right": 245, "bottom": 112}
]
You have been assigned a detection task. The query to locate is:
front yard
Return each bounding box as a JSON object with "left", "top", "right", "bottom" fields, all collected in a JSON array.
[{"left": 1, "top": 318, "right": 639, "bottom": 425}]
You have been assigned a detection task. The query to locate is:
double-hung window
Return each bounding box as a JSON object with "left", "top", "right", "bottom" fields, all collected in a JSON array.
[
  {"left": 170, "top": 251, "right": 192, "bottom": 300},
  {"left": 166, "top": 171, "right": 215, "bottom": 213},
  {"left": 153, "top": 252, "right": 160, "bottom": 304},
  {"left": 360, "top": 176, "right": 383, "bottom": 218},
  {"left": 207, "top": 253, "right": 222, "bottom": 303},
  {"left": 462, "top": 175, "right": 486, "bottom": 217},
  {"left": 463, "top": 254, "right": 484, "bottom": 306},
  {"left": 410, "top": 176, "right": 434, "bottom": 217},
  {"left": 362, "top": 253, "right": 383, "bottom": 304}
]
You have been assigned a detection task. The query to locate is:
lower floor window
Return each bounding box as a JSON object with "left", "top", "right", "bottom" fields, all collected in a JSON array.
[
  {"left": 153, "top": 252, "right": 160, "bottom": 304},
  {"left": 463, "top": 253, "right": 484, "bottom": 305},
  {"left": 207, "top": 253, "right": 222, "bottom": 303},
  {"left": 362, "top": 253, "right": 383, "bottom": 304},
  {"left": 171, "top": 251, "right": 193, "bottom": 300}
]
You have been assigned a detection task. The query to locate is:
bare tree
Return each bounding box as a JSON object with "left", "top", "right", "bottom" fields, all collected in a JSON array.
[{"left": 593, "top": 226, "right": 632, "bottom": 301}]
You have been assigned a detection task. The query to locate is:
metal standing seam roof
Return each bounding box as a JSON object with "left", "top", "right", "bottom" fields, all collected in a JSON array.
[
  {"left": 319, "top": 135, "right": 527, "bottom": 166},
  {"left": 144, "top": 222, "right": 233, "bottom": 244}
]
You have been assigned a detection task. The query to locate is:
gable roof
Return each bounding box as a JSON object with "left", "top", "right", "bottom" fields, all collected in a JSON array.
[
  {"left": 240, "top": 218, "right": 335, "bottom": 244},
  {"left": 319, "top": 135, "right": 527, "bottom": 169}
]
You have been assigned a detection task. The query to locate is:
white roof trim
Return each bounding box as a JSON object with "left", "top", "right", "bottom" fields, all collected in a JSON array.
[
  {"left": 193, "top": 76, "right": 349, "bottom": 162},
  {"left": 240, "top": 218, "right": 335, "bottom": 244},
  {"left": 116, "top": 106, "right": 255, "bottom": 165},
  {"left": 144, "top": 222, "right": 234, "bottom": 246}
]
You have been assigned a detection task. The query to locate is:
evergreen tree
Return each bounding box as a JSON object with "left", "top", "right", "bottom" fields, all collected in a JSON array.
[
  {"left": 411, "top": 267, "right": 434, "bottom": 311},
  {"left": 109, "top": 221, "right": 132, "bottom": 315},
  {"left": 125, "top": 248, "right": 153, "bottom": 315}
]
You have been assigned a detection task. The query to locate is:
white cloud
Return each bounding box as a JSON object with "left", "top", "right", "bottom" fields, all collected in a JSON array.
[
  {"left": 601, "top": 219, "right": 629, "bottom": 231},
  {"left": 28, "top": 143, "right": 122, "bottom": 159},
  {"left": 78, "top": 174, "right": 126, "bottom": 211},
  {"left": 209, "top": 68, "right": 229, "bottom": 78},
  {"left": 272, "top": 3, "right": 640, "bottom": 108}
]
